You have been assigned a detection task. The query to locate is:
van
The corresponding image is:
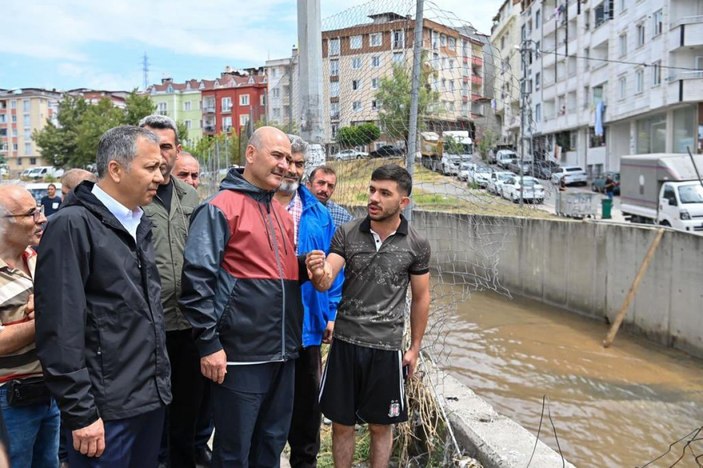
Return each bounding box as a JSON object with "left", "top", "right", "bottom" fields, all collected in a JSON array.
[{"left": 496, "top": 150, "right": 517, "bottom": 169}]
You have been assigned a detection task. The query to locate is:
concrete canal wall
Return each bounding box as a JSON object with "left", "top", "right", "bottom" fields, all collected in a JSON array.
[{"left": 413, "top": 211, "right": 703, "bottom": 359}]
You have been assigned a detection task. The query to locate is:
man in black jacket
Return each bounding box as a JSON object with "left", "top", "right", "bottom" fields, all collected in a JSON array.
[{"left": 35, "top": 126, "right": 172, "bottom": 468}]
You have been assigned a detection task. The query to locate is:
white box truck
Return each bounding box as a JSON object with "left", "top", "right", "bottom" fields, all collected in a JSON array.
[{"left": 620, "top": 153, "right": 703, "bottom": 234}]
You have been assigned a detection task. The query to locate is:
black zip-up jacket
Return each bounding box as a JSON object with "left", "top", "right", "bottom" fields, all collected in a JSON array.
[{"left": 35, "top": 181, "right": 171, "bottom": 430}]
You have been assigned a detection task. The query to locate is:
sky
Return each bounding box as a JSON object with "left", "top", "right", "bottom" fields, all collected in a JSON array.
[{"left": 1, "top": 0, "right": 505, "bottom": 92}]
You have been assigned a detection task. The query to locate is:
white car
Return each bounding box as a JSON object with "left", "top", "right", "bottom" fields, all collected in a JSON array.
[
  {"left": 468, "top": 166, "right": 492, "bottom": 188},
  {"left": 551, "top": 166, "right": 588, "bottom": 186},
  {"left": 332, "top": 149, "right": 369, "bottom": 160},
  {"left": 486, "top": 171, "right": 515, "bottom": 195},
  {"left": 496, "top": 150, "right": 518, "bottom": 169},
  {"left": 500, "top": 176, "right": 545, "bottom": 203},
  {"left": 457, "top": 162, "right": 479, "bottom": 181}
]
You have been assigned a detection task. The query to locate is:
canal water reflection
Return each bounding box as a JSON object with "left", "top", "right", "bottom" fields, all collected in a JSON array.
[{"left": 441, "top": 288, "right": 703, "bottom": 467}]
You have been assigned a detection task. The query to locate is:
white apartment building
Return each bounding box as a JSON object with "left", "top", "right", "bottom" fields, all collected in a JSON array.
[
  {"left": 491, "top": 0, "right": 524, "bottom": 147},
  {"left": 320, "top": 12, "right": 484, "bottom": 149},
  {"left": 518, "top": 0, "right": 702, "bottom": 176},
  {"left": 264, "top": 49, "right": 300, "bottom": 131}
]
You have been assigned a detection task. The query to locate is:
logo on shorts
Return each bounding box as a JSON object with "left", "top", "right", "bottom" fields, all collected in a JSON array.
[{"left": 388, "top": 400, "right": 400, "bottom": 418}]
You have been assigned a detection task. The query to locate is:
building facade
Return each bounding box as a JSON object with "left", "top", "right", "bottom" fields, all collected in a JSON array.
[
  {"left": 201, "top": 68, "right": 267, "bottom": 139},
  {"left": 0, "top": 88, "right": 61, "bottom": 175},
  {"left": 514, "top": 0, "right": 702, "bottom": 176},
  {"left": 320, "top": 12, "right": 486, "bottom": 150},
  {"left": 264, "top": 49, "right": 300, "bottom": 132},
  {"left": 146, "top": 79, "right": 205, "bottom": 143}
]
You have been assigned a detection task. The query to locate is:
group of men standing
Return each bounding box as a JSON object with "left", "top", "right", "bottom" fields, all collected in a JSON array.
[{"left": 0, "top": 115, "right": 431, "bottom": 468}]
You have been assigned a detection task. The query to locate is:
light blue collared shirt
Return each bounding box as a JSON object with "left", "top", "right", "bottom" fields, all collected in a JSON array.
[{"left": 91, "top": 184, "right": 143, "bottom": 241}]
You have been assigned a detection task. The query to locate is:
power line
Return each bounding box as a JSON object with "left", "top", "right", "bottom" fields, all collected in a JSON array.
[{"left": 535, "top": 48, "right": 701, "bottom": 72}]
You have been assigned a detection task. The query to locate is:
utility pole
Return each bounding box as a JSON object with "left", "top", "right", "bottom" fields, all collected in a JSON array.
[
  {"left": 405, "top": 0, "right": 425, "bottom": 223},
  {"left": 297, "top": 0, "right": 324, "bottom": 145},
  {"left": 518, "top": 39, "right": 534, "bottom": 208},
  {"left": 142, "top": 53, "right": 150, "bottom": 91}
]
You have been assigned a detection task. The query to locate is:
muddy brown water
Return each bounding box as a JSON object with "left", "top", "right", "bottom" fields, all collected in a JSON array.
[{"left": 440, "top": 289, "right": 703, "bottom": 467}]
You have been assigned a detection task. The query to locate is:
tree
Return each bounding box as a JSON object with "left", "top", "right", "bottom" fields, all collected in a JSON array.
[
  {"left": 75, "top": 98, "right": 125, "bottom": 167},
  {"left": 123, "top": 90, "right": 155, "bottom": 125},
  {"left": 176, "top": 121, "right": 189, "bottom": 144},
  {"left": 33, "top": 95, "right": 88, "bottom": 167},
  {"left": 375, "top": 60, "right": 439, "bottom": 148},
  {"left": 336, "top": 123, "right": 381, "bottom": 148}
]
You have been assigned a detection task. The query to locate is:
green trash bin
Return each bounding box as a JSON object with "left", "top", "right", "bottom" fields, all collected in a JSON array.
[{"left": 601, "top": 198, "right": 613, "bottom": 219}]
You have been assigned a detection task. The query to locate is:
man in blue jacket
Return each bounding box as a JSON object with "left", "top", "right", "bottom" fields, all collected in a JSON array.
[{"left": 275, "top": 135, "right": 341, "bottom": 467}]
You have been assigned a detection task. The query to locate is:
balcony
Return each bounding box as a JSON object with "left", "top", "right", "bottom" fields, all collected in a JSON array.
[
  {"left": 471, "top": 75, "right": 483, "bottom": 85},
  {"left": 669, "top": 18, "right": 703, "bottom": 49},
  {"left": 330, "top": 111, "right": 340, "bottom": 121},
  {"left": 667, "top": 71, "right": 703, "bottom": 103},
  {"left": 203, "top": 105, "right": 216, "bottom": 114},
  {"left": 471, "top": 56, "right": 483, "bottom": 66},
  {"left": 203, "top": 126, "right": 215, "bottom": 134}
]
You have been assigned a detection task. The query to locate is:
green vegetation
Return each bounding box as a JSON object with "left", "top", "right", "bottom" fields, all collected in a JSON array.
[
  {"left": 336, "top": 123, "right": 381, "bottom": 148},
  {"left": 33, "top": 91, "right": 155, "bottom": 168}
]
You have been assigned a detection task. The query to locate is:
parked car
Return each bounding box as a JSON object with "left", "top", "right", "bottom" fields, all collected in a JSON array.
[
  {"left": 457, "top": 162, "right": 479, "bottom": 182},
  {"left": 508, "top": 159, "right": 532, "bottom": 175},
  {"left": 592, "top": 171, "right": 620, "bottom": 195},
  {"left": 496, "top": 150, "right": 518, "bottom": 169},
  {"left": 468, "top": 166, "right": 493, "bottom": 188},
  {"left": 500, "top": 176, "right": 545, "bottom": 203},
  {"left": 332, "top": 149, "right": 368, "bottom": 160},
  {"left": 551, "top": 166, "right": 588, "bottom": 186},
  {"left": 23, "top": 166, "right": 64, "bottom": 180},
  {"left": 534, "top": 160, "right": 561, "bottom": 180},
  {"left": 487, "top": 171, "right": 515, "bottom": 195},
  {"left": 369, "top": 145, "right": 404, "bottom": 158}
]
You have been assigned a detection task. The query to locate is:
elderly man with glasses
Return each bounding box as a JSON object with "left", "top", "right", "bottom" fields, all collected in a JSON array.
[{"left": 0, "top": 184, "right": 59, "bottom": 468}]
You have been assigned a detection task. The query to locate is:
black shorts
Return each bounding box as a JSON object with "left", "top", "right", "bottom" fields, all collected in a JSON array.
[{"left": 319, "top": 339, "right": 407, "bottom": 426}]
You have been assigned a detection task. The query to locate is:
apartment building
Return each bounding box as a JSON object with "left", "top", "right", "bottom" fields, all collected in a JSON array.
[
  {"left": 264, "top": 49, "right": 300, "bottom": 131},
  {"left": 321, "top": 12, "right": 485, "bottom": 149},
  {"left": 491, "top": 0, "right": 524, "bottom": 147},
  {"left": 201, "top": 68, "right": 267, "bottom": 138},
  {"left": 146, "top": 78, "right": 205, "bottom": 142},
  {"left": 66, "top": 89, "right": 130, "bottom": 109},
  {"left": 518, "top": 0, "right": 702, "bottom": 176},
  {"left": 0, "top": 88, "right": 61, "bottom": 175}
]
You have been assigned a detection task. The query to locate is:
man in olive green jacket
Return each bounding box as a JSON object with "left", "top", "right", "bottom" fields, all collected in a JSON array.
[{"left": 140, "top": 116, "right": 201, "bottom": 468}]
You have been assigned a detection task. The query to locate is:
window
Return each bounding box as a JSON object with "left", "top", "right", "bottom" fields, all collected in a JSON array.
[
  {"left": 595, "top": 0, "right": 614, "bottom": 27},
  {"left": 619, "top": 33, "right": 627, "bottom": 57},
  {"left": 371, "top": 78, "right": 379, "bottom": 89},
  {"left": 23, "top": 100, "right": 30, "bottom": 112},
  {"left": 24, "top": 143, "right": 32, "bottom": 154},
  {"left": 240, "top": 115, "right": 250, "bottom": 127},
  {"left": 185, "top": 120, "right": 192, "bottom": 129},
  {"left": 393, "top": 52, "right": 404, "bottom": 64},
  {"left": 618, "top": 0, "right": 626, "bottom": 13},
  {"left": 10, "top": 100, "right": 16, "bottom": 109},
  {"left": 635, "top": 68, "right": 644, "bottom": 93},
  {"left": 272, "top": 108, "right": 280, "bottom": 118},
  {"left": 636, "top": 23, "right": 645, "bottom": 48},
  {"left": 618, "top": 76, "right": 627, "bottom": 99},
  {"left": 330, "top": 59, "right": 339, "bottom": 77},
  {"left": 158, "top": 102, "right": 167, "bottom": 115},
  {"left": 331, "top": 124, "right": 338, "bottom": 138},
  {"left": 392, "top": 30, "right": 404, "bottom": 49},
  {"left": 352, "top": 79, "right": 361, "bottom": 91},
  {"left": 239, "top": 94, "right": 250, "bottom": 106},
  {"left": 371, "top": 56, "right": 381, "bottom": 68},
  {"left": 535, "top": 72, "right": 541, "bottom": 90},
  {"left": 330, "top": 102, "right": 340, "bottom": 120},
  {"left": 350, "top": 35, "right": 362, "bottom": 49},
  {"left": 351, "top": 57, "right": 362, "bottom": 69},
  {"left": 535, "top": 10, "right": 541, "bottom": 28},
  {"left": 222, "top": 97, "right": 232, "bottom": 111},
  {"left": 272, "top": 88, "right": 280, "bottom": 98},
  {"left": 24, "top": 129, "right": 31, "bottom": 139},
  {"left": 184, "top": 101, "right": 192, "bottom": 111},
  {"left": 371, "top": 100, "right": 378, "bottom": 111},
  {"left": 23, "top": 115, "right": 31, "bottom": 127},
  {"left": 449, "top": 59, "right": 454, "bottom": 70},
  {"left": 352, "top": 101, "right": 362, "bottom": 112},
  {"left": 270, "top": 68, "right": 277, "bottom": 78},
  {"left": 29, "top": 157, "right": 37, "bottom": 165},
  {"left": 652, "top": 61, "right": 662, "bottom": 86},
  {"left": 440, "top": 34, "right": 447, "bottom": 47},
  {"left": 260, "top": 94, "right": 266, "bottom": 106},
  {"left": 653, "top": 10, "right": 663, "bottom": 36},
  {"left": 448, "top": 37, "right": 456, "bottom": 49},
  {"left": 370, "top": 33, "right": 382, "bottom": 47},
  {"left": 535, "top": 103, "right": 542, "bottom": 122},
  {"left": 329, "top": 38, "right": 340, "bottom": 56},
  {"left": 222, "top": 116, "right": 232, "bottom": 131},
  {"left": 330, "top": 82, "right": 339, "bottom": 98}
]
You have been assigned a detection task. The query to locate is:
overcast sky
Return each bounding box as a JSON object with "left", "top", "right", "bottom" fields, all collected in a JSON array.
[{"left": 1, "top": 0, "right": 504, "bottom": 91}]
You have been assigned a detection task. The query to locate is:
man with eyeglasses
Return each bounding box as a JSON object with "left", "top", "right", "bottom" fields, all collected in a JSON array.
[
  {"left": 172, "top": 152, "right": 201, "bottom": 190},
  {"left": 0, "top": 184, "right": 59, "bottom": 468},
  {"left": 274, "top": 135, "right": 340, "bottom": 468}
]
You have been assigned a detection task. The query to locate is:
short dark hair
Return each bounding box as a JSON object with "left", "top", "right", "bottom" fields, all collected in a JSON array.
[
  {"left": 138, "top": 114, "right": 179, "bottom": 145},
  {"left": 47, "top": 183, "right": 56, "bottom": 190},
  {"left": 371, "top": 164, "right": 412, "bottom": 196},
  {"left": 309, "top": 165, "right": 337, "bottom": 182}
]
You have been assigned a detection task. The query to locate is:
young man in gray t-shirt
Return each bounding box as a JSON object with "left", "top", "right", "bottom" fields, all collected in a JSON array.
[{"left": 307, "top": 164, "right": 431, "bottom": 468}]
